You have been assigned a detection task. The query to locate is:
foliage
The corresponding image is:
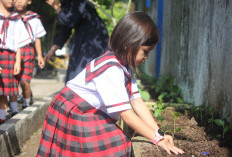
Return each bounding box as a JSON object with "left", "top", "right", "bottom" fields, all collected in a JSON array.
[
  {"left": 213, "top": 119, "right": 230, "bottom": 139},
  {"left": 188, "top": 103, "right": 231, "bottom": 140},
  {"left": 136, "top": 79, "right": 150, "bottom": 101},
  {"left": 206, "top": 106, "right": 214, "bottom": 129},
  {"left": 153, "top": 94, "right": 167, "bottom": 130},
  {"left": 96, "top": 1, "right": 128, "bottom": 35},
  {"left": 152, "top": 76, "right": 184, "bottom": 103},
  {"left": 138, "top": 71, "right": 184, "bottom": 104},
  {"left": 189, "top": 104, "right": 205, "bottom": 124}
]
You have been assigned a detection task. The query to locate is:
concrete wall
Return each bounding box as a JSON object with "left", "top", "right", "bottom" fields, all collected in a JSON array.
[
  {"left": 137, "top": 0, "right": 232, "bottom": 122},
  {"left": 137, "top": 0, "right": 158, "bottom": 76}
]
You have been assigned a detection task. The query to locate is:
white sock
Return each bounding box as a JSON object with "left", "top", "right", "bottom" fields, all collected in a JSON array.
[
  {"left": 0, "top": 109, "right": 6, "bottom": 120},
  {"left": 23, "top": 98, "right": 30, "bottom": 107},
  {"left": 10, "top": 101, "right": 19, "bottom": 113}
]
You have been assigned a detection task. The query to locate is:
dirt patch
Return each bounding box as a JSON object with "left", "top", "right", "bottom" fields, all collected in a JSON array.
[
  {"left": 132, "top": 108, "right": 232, "bottom": 157},
  {"left": 14, "top": 107, "right": 232, "bottom": 157}
]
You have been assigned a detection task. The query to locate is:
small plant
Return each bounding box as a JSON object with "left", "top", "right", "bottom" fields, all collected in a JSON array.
[
  {"left": 154, "top": 94, "right": 166, "bottom": 118},
  {"left": 151, "top": 76, "right": 184, "bottom": 103},
  {"left": 213, "top": 119, "right": 230, "bottom": 139},
  {"left": 192, "top": 104, "right": 205, "bottom": 124},
  {"left": 154, "top": 94, "right": 167, "bottom": 129},
  {"left": 169, "top": 111, "right": 182, "bottom": 138},
  {"left": 206, "top": 106, "right": 215, "bottom": 129}
]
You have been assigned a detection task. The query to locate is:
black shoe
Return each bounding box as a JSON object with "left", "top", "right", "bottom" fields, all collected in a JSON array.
[
  {"left": 22, "top": 106, "right": 27, "bottom": 110},
  {"left": 30, "top": 92, "right": 34, "bottom": 105},
  {"left": 11, "top": 112, "right": 18, "bottom": 117},
  {"left": 0, "top": 119, "right": 5, "bottom": 125}
]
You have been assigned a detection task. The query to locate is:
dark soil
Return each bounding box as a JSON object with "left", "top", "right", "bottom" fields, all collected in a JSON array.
[{"left": 132, "top": 107, "right": 232, "bottom": 157}]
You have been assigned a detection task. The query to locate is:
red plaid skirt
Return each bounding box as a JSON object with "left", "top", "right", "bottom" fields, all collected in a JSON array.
[
  {"left": 0, "top": 49, "right": 19, "bottom": 96},
  {"left": 37, "top": 87, "right": 133, "bottom": 157},
  {"left": 18, "top": 43, "right": 35, "bottom": 83}
]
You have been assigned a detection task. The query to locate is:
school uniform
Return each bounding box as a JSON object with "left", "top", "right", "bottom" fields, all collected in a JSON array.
[
  {"left": 37, "top": 51, "right": 141, "bottom": 157},
  {"left": 18, "top": 11, "right": 46, "bottom": 83},
  {"left": 0, "top": 12, "right": 31, "bottom": 96}
]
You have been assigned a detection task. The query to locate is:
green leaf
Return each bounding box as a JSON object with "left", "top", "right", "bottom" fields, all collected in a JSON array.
[
  {"left": 175, "top": 112, "right": 181, "bottom": 118},
  {"left": 176, "top": 128, "right": 182, "bottom": 132},
  {"left": 216, "top": 134, "right": 222, "bottom": 138},
  {"left": 224, "top": 125, "right": 230, "bottom": 134},
  {"left": 157, "top": 115, "right": 165, "bottom": 121},
  {"left": 163, "top": 125, "right": 170, "bottom": 129},
  {"left": 170, "top": 111, "right": 175, "bottom": 116},
  {"left": 177, "top": 97, "right": 184, "bottom": 104},
  {"left": 141, "top": 91, "right": 150, "bottom": 101},
  {"left": 155, "top": 109, "right": 163, "bottom": 118},
  {"left": 214, "top": 119, "right": 224, "bottom": 127}
]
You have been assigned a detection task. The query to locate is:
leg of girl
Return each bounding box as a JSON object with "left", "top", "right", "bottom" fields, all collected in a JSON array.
[{"left": 0, "top": 96, "right": 7, "bottom": 124}]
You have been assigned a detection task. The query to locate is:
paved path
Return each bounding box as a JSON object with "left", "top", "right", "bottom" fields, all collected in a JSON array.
[{"left": 15, "top": 77, "right": 64, "bottom": 157}]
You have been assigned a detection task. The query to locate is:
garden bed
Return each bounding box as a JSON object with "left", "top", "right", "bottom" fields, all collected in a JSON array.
[{"left": 131, "top": 106, "right": 232, "bottom": 157}]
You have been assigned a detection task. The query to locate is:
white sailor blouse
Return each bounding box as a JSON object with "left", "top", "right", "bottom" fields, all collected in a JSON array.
[
  {"left": 67, "top": 51, "right": 141, "bottom": 120},
  {"left": 0, "top": 12, "right": 31, "bottom": 52},
  {"left": 21, "top": 11, "right": 46, "bottom": 43}
]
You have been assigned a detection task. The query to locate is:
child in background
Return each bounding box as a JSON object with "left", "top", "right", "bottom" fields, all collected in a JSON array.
[
  {"left": 14, "top": 0, "right": 46, "bottom": 109},
  {"left": 37, "top": 12, "right": 184, "bottom": 156},
  {"left": 0, "top": 0, "right": 31, "bottom": 124}
]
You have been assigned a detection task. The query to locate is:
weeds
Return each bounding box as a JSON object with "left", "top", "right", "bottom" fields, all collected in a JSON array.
[{"left": 213, "top": 119, "right": 230, "bottom": 139}]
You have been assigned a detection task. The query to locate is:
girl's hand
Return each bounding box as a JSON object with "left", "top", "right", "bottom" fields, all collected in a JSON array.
[
  {"left": 0, "top": 66, "right": 2, "bottom": 74},
  {"left": 156, "top": 135, "right": 185, "bottom": 155},
  {"left": 14, "top": 62, "right": 21, "bottom": 75},
  {"left": 38, "top": 56, "right": 45, "bottom": 69}
]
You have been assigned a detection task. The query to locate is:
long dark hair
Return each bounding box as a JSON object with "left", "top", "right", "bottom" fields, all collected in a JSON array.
[{"left": 109, "top": 12, "right": 159, "bottom": 70}]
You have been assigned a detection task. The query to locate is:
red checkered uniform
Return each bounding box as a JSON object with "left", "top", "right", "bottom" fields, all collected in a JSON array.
[
  {"left": 0, "top": 13, "right": 31, "bottom": 96},
  {"left": 18, "top": 11, "right": 46, "bottom": 83},
  {"left": 0, "top": 50, "right": 18, "bottom": 96},
  {"left": 17, "top": 43, "right": 34, "bottom": 83},
  {"left": 37, "top": 51, "right": 135, "bottom": 156}
]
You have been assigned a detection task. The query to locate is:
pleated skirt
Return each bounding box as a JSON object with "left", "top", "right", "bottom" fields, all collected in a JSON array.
[
  {"left": 18, "top": 43, "right": 35, "bottom": 83},
  {"left": 0, "top": 49, "right": 18, "bottom": 96},
  {"left": 37, "top": 87, "right": 133, "bottom": 157}
]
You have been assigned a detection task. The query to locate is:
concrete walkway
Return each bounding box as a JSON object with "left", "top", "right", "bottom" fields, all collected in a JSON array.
[{"left": 0, "top": 77, "right": 64, "bottom": 157}]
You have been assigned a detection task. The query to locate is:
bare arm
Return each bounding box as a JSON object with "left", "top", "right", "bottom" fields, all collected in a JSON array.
[
  {"left": 44, "top": 44, "right": 60, "bottom": 62},
  {"left": 120, "top": 109, "right": 156, "bottom": 140},
  {"left": 35, "top": 38, "right": 45, "bottom": 69},
  {"left": 131, "top": 97, "right": 159, "bottom": 130},
  {"left": 14, "top": 48, "right": 21, "bottom": 75}
]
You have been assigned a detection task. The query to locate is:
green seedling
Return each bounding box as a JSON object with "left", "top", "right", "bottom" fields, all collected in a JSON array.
[
  {"left": 213, "top": 119, "right": 230, "bottom": 139},
  {"left": 206, "top": 106, "right": 214, "bottom": 129},
  {"left": 170, "top": 111, "right": 182, "bottom": 138},
  {"left": 154, "top": 94, "right": 167, "bottom": 129},
  {"left": 157, "top": 115, "right": 165, "bottom": 130},
  {"left": 195, "top": 104, "right": 205, "bottom": 124},
  {"left": 154, "top": 94, "right": 167, "bottom": 117}
]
